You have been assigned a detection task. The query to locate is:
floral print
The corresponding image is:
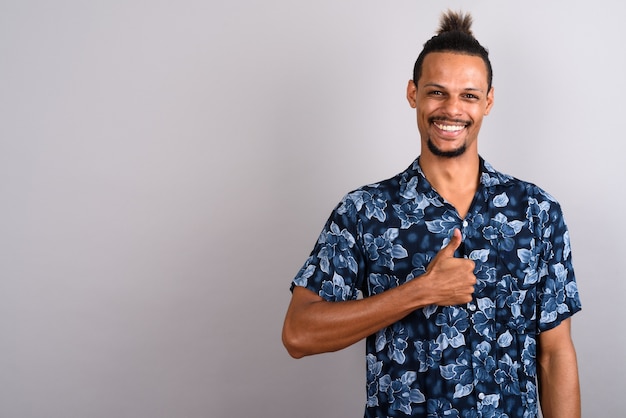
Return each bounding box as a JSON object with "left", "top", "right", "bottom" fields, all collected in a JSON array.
[{"left": 291, "top": 157, "right": 581, "bottom": 417}]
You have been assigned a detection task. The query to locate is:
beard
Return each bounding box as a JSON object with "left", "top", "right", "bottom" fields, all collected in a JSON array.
[
  {"left": 426, "top": 116, "right": 471, "bottom": 158},
  {"left": 427, "top": 137, "right": 467, "bottom": 158}
]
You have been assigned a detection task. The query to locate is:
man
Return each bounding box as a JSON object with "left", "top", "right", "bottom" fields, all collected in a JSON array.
[{"left": 282, "top": 10, "right": 581, "bottom": 418}]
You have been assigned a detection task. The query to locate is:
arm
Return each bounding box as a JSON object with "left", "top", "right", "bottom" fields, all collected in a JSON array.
[
  {"left": 537, "top": 318, "right": 581, "bottom": 418},
  {"left": 282, "top": 229, "right": 476, "bottom": 358}
]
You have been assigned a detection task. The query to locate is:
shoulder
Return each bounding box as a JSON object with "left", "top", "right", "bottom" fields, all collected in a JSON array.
[
  {"left": 482, "top": 160, "right": 562, "bottom": 207},
  {"left": 335, "top": 160, "right": 417, "bottom": 215}
]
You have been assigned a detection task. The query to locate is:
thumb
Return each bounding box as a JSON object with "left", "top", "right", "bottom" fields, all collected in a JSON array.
[{"left": 438, "top": 229, "right": 463, "bottom": 258}]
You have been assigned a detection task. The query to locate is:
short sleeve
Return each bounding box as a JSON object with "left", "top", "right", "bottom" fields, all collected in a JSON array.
[
  {"left": 536, "top": 198, "right": 582, "bottom": 332},
  {"left": 290, "top": 194, "right": 366, "bottom": 302}
]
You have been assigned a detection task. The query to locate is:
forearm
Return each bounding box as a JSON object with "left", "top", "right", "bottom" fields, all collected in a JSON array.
[
  {"left": 283, "top": 231, "right": 476, "bottom": 358},
  {"left": 282, "top": 284, "right": 426, "bottom": 358},
  {"left": 538, "top": 336, "right": 581, "bottom": 418}
]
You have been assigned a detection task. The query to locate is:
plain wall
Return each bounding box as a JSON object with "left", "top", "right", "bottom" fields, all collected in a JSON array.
[{"left": 1, "top": 1, "right": 623, "bottom": 417}]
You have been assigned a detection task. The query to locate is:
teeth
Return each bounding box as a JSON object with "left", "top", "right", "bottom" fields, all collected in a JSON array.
[{"left": 434, "top": 123, "right": 465, "bottom": 132}]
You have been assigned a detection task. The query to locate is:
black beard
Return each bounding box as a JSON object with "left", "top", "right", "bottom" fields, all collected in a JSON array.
[{"left": 427, "top": 137, "right": 467, "bottom": 158}]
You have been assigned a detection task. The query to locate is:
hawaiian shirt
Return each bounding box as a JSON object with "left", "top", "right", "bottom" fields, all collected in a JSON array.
[{"left": 291, "top": 157, "right": 582, "bottom": 418}]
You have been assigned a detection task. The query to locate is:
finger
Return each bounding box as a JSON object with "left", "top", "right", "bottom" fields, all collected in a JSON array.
[{"left": 438, "top": 229, "right": 463, "bottom": 258}]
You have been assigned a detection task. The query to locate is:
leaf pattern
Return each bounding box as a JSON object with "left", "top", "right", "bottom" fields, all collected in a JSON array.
[{"left": 291, "top": 157, "right": 581, "bottom": 417}]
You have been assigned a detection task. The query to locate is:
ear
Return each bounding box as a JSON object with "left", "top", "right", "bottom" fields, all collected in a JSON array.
[
  {"left": 484, "top": 86, "right": 495, "bottom": 115},
  {"left": 406, "top": 80, "right": 417, "bottom": 108}
]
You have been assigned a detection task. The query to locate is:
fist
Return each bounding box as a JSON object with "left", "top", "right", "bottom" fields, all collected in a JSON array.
[{"left": 424, "top": 229, "right": 477, "bottom": 306}]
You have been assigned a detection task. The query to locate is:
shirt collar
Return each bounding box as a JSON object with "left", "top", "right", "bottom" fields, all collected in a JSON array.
[{"left": 411, "top": 155, "right": 514, "bottom": 190}]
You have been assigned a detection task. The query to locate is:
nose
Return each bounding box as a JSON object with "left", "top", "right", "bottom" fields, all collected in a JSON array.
[{"left": 442, "top": 96, "right": 462, "bottom": 117}]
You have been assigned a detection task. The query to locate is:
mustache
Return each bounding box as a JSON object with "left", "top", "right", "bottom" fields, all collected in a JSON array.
[{"left": 428, "top": 116, "right": 472, "bottom": 126}]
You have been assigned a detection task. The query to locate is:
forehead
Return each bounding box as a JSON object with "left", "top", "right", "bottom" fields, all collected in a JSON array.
[{"left": 419, "top": 52, "right": 489, "bottom": 90}]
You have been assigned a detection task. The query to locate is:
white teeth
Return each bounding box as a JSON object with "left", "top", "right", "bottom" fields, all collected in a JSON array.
[{"left": 434, "top": 123, "right": 465, "bottom": 132}]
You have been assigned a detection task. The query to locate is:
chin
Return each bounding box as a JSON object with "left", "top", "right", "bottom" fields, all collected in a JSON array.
[{"left": 427, "top": 138, "right": 467, "bottom": 158}]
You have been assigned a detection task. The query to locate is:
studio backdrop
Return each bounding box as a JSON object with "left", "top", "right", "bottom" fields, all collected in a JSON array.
[{"left": 0, "top": 1, "right": 623, "bottom": 417}]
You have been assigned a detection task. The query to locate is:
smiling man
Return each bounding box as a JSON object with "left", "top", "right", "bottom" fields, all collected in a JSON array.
[{"left": 282, "top": 11, "right": 581, "bottom": 418}]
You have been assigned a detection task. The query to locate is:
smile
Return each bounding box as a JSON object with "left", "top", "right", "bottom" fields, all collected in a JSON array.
[{"left": 433, "top": 122, "right": 466, "bottom": 132}]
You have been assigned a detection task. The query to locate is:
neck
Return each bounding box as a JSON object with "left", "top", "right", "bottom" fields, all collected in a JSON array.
[
  {"left": 419, "top": 153, "right": 480, "bottom": 218},
  {"left": 420, "top": 151, "right": 480, "bottom": 186}
]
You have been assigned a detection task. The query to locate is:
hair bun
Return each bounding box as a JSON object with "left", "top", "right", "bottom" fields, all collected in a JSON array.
[{"left": 437, "top": 10, "right": 473, "bottom": 36}]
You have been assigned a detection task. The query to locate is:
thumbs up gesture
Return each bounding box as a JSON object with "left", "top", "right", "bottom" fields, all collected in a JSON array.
[{"left": 422, "top": 229, "right": 477, "bottom": 306}]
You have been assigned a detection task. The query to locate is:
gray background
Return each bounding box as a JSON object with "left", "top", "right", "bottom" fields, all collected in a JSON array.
[{"left": 1, "top": 1, "right": 623, "bottom": 417}]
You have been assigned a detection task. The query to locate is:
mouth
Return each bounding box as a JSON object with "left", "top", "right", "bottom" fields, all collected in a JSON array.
[
  {"left": 429, "top": 118, "right": 471, "bottom": 136},
  {"left": 433, "top": 122, "right": 466, "bottom": 132}
]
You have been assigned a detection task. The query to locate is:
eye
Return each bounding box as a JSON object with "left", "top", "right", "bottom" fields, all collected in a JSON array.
[
  {"left": 428, "top": 90, "right": 444, "bottom": 96},
  {"left": 463, "top": 93, "right": 480, "bottom": 100}
]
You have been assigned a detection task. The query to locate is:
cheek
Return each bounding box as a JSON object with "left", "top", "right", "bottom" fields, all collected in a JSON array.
[
  {"left": 415, "top": 116, "right": 428, "bottom": 135},
  {"left": 469, "top": 118, "right": 485, "bottom": 133}
]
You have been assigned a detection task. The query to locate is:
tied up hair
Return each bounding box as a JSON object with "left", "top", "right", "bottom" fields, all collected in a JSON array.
[
  {"left": 413, "top": 10, "right": 493, "bottom": 91},
  {"left": 436, "top": 10, "right": 474, "bottom": 36}
]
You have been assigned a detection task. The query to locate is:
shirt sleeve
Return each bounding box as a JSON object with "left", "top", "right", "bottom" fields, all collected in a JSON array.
[
  {"left": 290, "top": 193, "right": 366, "bottom": 302},
  {"left": 536, "top": 197, "right": 582, "bottom": 332}
]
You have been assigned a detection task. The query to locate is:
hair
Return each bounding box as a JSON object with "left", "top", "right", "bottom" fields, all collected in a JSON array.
[{"left": 412, "top": 10, "right": 493, "bottom": 91}]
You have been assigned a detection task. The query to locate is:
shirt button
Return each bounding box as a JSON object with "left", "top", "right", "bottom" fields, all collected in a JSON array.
[
  {"left": 462, "top": 220, "right": 468, "bottom": 228},
  {"left": 468, "top": 303, "right": 476, "bottom": 311}
]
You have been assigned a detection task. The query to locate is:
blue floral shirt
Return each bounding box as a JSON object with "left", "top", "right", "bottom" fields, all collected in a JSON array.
[{"left": 291, "top": 157, "right": 581, "bottom": 418}]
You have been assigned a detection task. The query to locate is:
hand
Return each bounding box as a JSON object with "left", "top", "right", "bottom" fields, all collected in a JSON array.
[{"left": 422, "top": 229, "right": 476, "bottom": 306}]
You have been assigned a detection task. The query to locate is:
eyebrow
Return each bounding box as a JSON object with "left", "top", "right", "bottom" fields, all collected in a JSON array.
[{"left": 423, "top": 83, "right": 485, "bottom": 93}]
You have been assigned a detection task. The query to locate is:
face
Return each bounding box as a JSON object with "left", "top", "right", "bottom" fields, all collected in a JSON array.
[{"left": 407, "top": 52, "right": 494, "bottom": 159}]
